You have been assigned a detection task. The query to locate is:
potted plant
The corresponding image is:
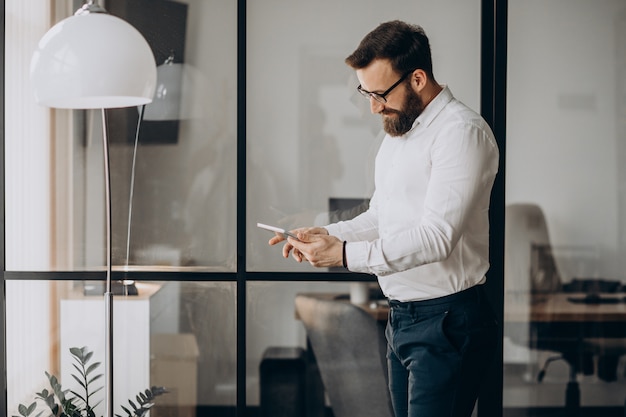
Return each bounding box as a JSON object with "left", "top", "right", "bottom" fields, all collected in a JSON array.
[{"left": 12, "top": 346, "right": 167, "bottom": 417}]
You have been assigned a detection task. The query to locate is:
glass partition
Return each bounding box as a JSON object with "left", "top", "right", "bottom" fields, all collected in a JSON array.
[
  {"left": 5, "top": 1, "right": 238, "bottom": 416},
  {"left": 246, "top": 0, "right": 483, "bottom": 271},
  {"left": 246, "top": 281, "right": 353, "bottom": 408},
  {"left": 5, "top": 0, "right": 497, "bottom": 416},
  {"left": 504, "top": 1, "right": 626, "bottom": 414},
  {"left": 245, "top": 0, "right": 484, "bottom": 414},
  {"left": 5, "top": 0, "right": 238, "bottom": 272},
  {"left": 6, "top": 280, "right": 236, "bottom": 417}
]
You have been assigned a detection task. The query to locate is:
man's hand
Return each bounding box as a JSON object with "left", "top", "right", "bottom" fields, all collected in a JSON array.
[
  {"left": 268, "top": 226, "right": 338, "bottom": 266},
  {"left": 287, "top": 232, "right": 344, "bottom": 268}
]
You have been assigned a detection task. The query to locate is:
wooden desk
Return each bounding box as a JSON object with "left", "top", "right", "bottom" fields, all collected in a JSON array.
[
  {"left": 295, "top": 292, "right": 390, "bottom": 322},
  {"left": 505, "top": 292, "right": 626, "bottom": 341},
  {"left": 299, "top": 292, "right": 626, "bottom": 337},
  {"left": 301, "top": 291, "right": 626, "bottom": 333},
  {"left": 505, "top": 292, "right": 626, "bottom": 323},
  {"left": 301, "top": 291, "right": 626, "bottom": 318}
]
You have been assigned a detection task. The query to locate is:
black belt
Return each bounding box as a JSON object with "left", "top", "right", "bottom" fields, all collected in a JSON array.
[{"left": 388, "top": 284, "right": 485, "bottom": 308}]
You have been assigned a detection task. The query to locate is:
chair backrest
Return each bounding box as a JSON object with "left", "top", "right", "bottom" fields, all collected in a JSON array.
[
  {"left": 295, "top": 294, "right": 393, "bottom": 417},
  {"left": 505, "top": 203, "right": 562, "bottom": 294},
  {"left": 505, "top": 203, "right": 563, "bottom": 352}
]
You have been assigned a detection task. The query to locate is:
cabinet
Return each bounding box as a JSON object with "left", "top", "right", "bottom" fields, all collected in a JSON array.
[{"left": 60, "top": 282, "right": 162, "bottom": 416}]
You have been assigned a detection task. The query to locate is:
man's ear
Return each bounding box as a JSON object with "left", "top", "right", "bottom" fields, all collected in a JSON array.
[{"left": 411, "top": 69, "right": 428, "bottom": 92}]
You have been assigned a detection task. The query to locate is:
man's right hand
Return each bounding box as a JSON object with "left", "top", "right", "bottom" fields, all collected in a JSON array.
[{"left": 268, "top": 226, "right": 329, "bottom": 260}]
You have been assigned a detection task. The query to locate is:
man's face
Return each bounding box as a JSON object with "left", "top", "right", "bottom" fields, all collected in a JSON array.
[
  {"left": 356, "top": 60, "right": 424, "bottom": 137},
  {"left": 380, "top": 86, "right": 423, "bottom": 137}
]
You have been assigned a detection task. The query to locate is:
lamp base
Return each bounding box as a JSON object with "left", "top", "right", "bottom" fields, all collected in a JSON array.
[{"left": 84, "top": 281, "right": 139, "bottom": 296}]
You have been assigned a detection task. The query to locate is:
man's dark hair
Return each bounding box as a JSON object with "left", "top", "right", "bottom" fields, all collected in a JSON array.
[{"left": 345, "top": 20, "right": 434, "bottom": 79}]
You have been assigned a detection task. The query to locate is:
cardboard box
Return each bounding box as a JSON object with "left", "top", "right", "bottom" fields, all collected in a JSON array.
[{"left": 150, "top": 333, "right": 200, "bottom": 417}]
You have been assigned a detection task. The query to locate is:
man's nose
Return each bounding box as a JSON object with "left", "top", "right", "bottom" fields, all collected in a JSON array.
[{"left": 369, "top": 97, "right": 384, "bottom": 114}]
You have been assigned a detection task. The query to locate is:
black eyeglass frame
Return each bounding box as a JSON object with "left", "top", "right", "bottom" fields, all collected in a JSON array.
[{"left": 356, "top": 69, "right": 416, "bottom": 103}]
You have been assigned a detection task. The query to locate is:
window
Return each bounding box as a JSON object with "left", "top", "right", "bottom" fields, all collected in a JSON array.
[
  {"left": 504, "top": 1, "right": 626, "bottom": 414},
  {"left": 4, "top": 1, "right": 498, "bottom": 416}
]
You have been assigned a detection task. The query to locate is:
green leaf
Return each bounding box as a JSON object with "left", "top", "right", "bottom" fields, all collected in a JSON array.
[
  {"left": 16, "top": 403, "right": 28, "bottom": 416},
  {"left": 129, "top": 400, "right": 138, "bottom": 410},
  {"left": 89, "top": 386, "right": 103, "bottom": 397},
  {"left": 18, "top": 403, "right": 30, "bottom": 416},
  {"left": 85, "top": 362, "right": 101, "bottom": 375},
  {"left": 71, "top": 363, "right": 82, "bottom": 376},
  {"left": 71, "top": 374, "right": 86, "bottom": 389},
  {"left": 88, "top": 374, "right": 103, "bottom": 384},
  {"left": 69, "top": 347, "right": 83, "bottom": 361},
  {"left": 69, "top": 389, "right": 86, "bottom": 403},
  {"left": 121, "top": 405, "right": 132, "bottom": 416}
]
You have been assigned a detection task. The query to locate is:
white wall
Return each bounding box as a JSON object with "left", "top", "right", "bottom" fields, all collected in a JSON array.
[
  {"left": 507, "top": 0, "right": 626, "bottom": 281},
  {"left": 4, "top": 1, "right": 53, "bottom": 412}
]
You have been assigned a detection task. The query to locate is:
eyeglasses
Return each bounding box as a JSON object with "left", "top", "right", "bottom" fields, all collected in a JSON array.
[{"left": 357, "top": 70, "right": 414, "bottom": 104}]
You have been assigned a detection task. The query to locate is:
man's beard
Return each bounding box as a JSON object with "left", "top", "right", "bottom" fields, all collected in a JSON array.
[{"left": 381, "top": 86, "right": 424, "bottom": 137}]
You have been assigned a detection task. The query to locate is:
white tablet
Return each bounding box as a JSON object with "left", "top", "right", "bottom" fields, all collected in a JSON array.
[{"left": 257, "top": 222, "right": 299, "bottom": 240}]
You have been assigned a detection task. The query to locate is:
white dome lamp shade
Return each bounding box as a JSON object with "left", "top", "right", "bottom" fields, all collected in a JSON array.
[
  {"left": 144, "top": 52, "right": 183, "bottom": 120},
  {"left": 30, "top": 1, "right": 156, "bottom": 109}
]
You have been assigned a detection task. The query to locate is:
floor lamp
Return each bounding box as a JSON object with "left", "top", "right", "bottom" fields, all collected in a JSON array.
[{"left": 30, "top": 2, "right": 156, "bottom": 417}]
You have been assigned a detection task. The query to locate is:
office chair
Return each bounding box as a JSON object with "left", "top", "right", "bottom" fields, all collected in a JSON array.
[
  {"left": 505, "top": 203, "right": 626, "bottom": 412},
  {"left": 294, "top": 294, "right": 394, "bottom": 417}
]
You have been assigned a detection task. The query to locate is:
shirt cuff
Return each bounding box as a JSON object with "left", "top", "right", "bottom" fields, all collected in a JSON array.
[
  {"left": 344, "top": 240, "right": 369, "bottom": 274},
  {"left": 324, "top": 223, "right": 341, "bottom": 238}
]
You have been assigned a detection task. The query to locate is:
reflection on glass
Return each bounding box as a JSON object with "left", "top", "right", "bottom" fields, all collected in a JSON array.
[
  {"left": 504, "top": 0, "right": 626, "bottom": 413},
  {"left": 178, "top": 281, "right": 237, "bottom": 413},
  {"left": 246, "top": 0, "right": 482, "bottom": 271},
  {"left": 5, "top": 1, "right": 237, "bottom": 272},
  {"left": 6, "top": 280, "right": 236, "bottom": 417},
  {"left": 247, "top": 281, "right": 364, "bottom": 410}
]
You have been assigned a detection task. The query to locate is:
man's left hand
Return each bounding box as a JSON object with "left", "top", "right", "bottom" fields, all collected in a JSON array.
[{"left": 288, "top": 233, "right": 344, "bottom": 268}]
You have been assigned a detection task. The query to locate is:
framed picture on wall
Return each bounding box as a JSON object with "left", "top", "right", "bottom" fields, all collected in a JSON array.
[{"left": 106, "top": 0, "right": 188, "bottom": 145}]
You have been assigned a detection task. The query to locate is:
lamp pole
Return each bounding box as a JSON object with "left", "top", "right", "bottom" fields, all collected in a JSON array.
[{"left": 101, "top": 109, "right": 114, "bottom": 417}]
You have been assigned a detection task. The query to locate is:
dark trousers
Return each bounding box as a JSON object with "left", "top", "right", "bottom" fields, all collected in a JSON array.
[{"left": 385, "top": 285, "right": 498, "bottom": 417}]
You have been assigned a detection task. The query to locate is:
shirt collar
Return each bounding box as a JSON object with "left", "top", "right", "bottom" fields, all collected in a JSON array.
[{"left": 414, "top": 84, "right": 454, "bottom": 129}]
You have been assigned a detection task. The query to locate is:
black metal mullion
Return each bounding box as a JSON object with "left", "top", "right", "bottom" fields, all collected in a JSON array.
[
  {"left": 236, "top": 0, "right": 247, "bottom": 415},
  {"left": 1, "top": 0, "right": 6, "bottom": 414},
  {"left": 480, "top": 0, "right": 507, "bottom": 416}
]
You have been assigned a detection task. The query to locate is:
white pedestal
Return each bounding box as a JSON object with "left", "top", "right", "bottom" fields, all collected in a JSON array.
[{"left": 60, "top": 283, "right": 161, "bottom": 416}]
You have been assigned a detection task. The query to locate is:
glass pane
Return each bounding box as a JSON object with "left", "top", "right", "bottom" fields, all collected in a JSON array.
[
  {"left": 247, "top": 281, "right": 389, "bottom": 414},
  {"left": 246, "top": 0, "right": 482, "bottom": 271},
  {"left": 177, "top": 281, "right": 237, "bottom": 415},
  {"left": 504, "top": 1, "right": 626, "bottom": 414},
  {"left": 5, "top": 0, "right": 237, "bottom": 271},
  {"left": 6, "top": 280, "right": 236, "bottom": 417}
]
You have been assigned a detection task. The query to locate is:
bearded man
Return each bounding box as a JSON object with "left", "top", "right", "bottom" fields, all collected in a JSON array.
[{"left": 269, "top": 20, "right": 500, "bottom": 417}]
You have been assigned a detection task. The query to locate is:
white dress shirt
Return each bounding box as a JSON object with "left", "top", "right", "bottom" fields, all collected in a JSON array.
[{"left": 325, "top": 86, "right": 499, "bottom": 302}]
